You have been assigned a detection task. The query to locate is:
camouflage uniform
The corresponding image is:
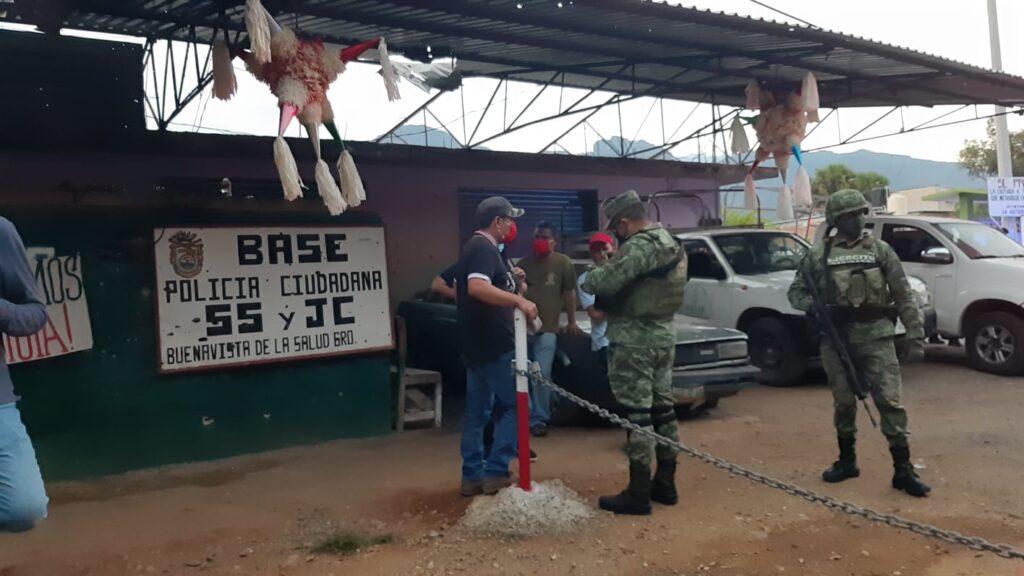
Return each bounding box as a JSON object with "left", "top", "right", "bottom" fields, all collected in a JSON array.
[
  {"left": 788, "top": 189, "right": 931, "bottom": 497},
  {"left": 583, "top": 190, "right": 687, "bottom": 514}
]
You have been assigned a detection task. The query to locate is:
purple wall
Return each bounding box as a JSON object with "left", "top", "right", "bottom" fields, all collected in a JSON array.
[{"left": 0, "top": 136, "right": 743, "bottom": 303}]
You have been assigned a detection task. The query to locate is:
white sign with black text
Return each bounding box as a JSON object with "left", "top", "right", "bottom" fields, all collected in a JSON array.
[
  {"left": 153, "top": 226, "right": 392, "bottom": 373},
  {"left": 5, "top": 248, "right": 94, "bottom": 364},
  {"left": 987, "top": 177, "right": 1024, "bottom": 217}
]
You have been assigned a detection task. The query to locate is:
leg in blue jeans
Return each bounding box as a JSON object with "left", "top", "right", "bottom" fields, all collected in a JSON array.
[
  {"left": 460, "top": 352, "right": 519, "bottom": 481},
  {"left": 529, "top": 332, "right": 558, "bottom": 428},
  {"left": 0, "top": 403, "right": 48, "bottom": 532}
]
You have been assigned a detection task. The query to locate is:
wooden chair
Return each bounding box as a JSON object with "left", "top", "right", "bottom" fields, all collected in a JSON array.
[{"left": 391, "top": 315, "right": 443, "bottom": 431}]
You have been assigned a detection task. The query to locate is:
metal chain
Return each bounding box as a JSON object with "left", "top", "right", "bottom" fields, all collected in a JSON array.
[{"left": 518, "top": 364, "right": 1024, "bottom": 561}]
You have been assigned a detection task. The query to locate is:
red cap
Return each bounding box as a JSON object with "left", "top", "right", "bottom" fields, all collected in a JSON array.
[{"left": 589, "top": 232, "right": 614, "bottom": 248}]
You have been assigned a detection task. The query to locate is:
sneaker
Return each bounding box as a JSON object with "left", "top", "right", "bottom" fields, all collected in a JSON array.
[
  {"left": 460, "top": 478, "right": 483, "bottom": 497},
  {"left": 481, "top": 476, "right": 512, "bottom": 495},
  {"left": 531, "top": 424, "right": 549, "bottom": 437},
  {"left": 530, "top": 449, "right": 538, "bottom": 463}
]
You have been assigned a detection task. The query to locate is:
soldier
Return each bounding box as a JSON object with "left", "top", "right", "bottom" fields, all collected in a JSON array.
[
  {"left": 583, "top": 190, "right": 688, "bottom": 515},
  {"left": 788, "top": 189, "right": 931, "bottom": 497}
]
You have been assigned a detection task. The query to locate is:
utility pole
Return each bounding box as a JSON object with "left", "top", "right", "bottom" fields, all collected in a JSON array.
[{"left": 987, "top": 0, "right": 1017, "bottom": 239}]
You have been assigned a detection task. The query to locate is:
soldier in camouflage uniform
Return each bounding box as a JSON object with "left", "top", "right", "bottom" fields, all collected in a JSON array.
[
  {"left": 788, "top": 189, "right": 931, "bottom": 497},
  {"left": 583, "top": 190, "right": 688, "bottom": 515}
]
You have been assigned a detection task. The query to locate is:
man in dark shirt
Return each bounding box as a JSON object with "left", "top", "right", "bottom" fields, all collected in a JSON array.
[
  {"left": 0, "top": 218, "right": 50, "bottom": 531},
  {"left": 456, "top": 197, "right": 538, "bottom": 496}
]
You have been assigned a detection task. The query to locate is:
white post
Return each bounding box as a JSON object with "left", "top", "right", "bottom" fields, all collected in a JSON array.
[
  {"left": 513, "top": 308, "right": 531, "bottom": 490},
  {"left": 988, "top": 0, "right": 1017, "bottom": 238}
]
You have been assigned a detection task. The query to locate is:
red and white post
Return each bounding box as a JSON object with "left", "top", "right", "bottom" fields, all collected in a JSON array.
[{"left": 513, "top": 308, "right": 532, "bottom": 491}]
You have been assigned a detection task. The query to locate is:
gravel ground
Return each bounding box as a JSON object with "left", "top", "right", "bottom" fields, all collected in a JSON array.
[{"left": 1, "top": 345, "right": 1022, "bottom": 575}]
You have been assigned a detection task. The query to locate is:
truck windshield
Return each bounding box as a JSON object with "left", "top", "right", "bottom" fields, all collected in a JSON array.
[
  {"left": 712, "top": 233, "right": 808, "bottom": 275},
  {"left": 935, "top": 222, "right": 1024, "bottom": 259}
]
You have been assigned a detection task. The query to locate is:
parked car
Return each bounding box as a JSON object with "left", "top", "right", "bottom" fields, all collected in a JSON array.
[
  {"left": 396, "top": 299, "right": 760, "bottom": 422},
  {"left": 676, "top": 228, "right": 937, "bottom": 385},
  {"left": 816, "top": 215, "right": 1024, "bottom": 375}
]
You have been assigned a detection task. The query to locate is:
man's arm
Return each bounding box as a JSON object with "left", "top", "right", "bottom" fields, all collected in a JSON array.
[
  {"left": 879, "top": 242, "right": 925, "bottom": 339},
  {"left": 787, "top": 251, "right": 814, "bottom": 313},
  {"left": 468, "top": 278, "right": 537, "bottom": 319},
  {"left": 582, "top": 239, "right": 650, "bottom": 296},
  {"left": 0, "top": 220, "right": 48, "bottom": 337},
  {"left": 429, "top": 275, "right": 457, "bottom": 300}
]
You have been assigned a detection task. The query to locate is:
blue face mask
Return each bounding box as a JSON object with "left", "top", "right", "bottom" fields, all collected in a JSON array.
[{"left": 498, "top": 243, "right": 505, "bottom": 253}]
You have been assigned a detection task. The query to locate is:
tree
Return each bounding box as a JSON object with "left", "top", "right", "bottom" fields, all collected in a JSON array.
[
  {"left": 850, "top": 171, "right": 889, "bottom": 195},
  {"left": 812, "top": 164, "right": 856, "bottom": 196},
  {"left": 811, "top": 164, "right": 889, "bottom": 197},
  {"left": 958, "top": 119, "right": 1024, "bottom": 177},
  {"left": 723, "top": 210, "right": 759, "bottom": 226}
]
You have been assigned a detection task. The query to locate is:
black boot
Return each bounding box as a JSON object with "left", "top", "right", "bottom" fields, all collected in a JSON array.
[
  {"left": 822, "top": 437, "right": 860, "bottom": 483},
  {"left": 598, "top": 462, "right": 652, "bottom": 516},
  {"left": 650, "top": 459, "right": 678, "bottom": 506},
  {"left": 890, "top": 445, "right": 931, "bottom": 497}
]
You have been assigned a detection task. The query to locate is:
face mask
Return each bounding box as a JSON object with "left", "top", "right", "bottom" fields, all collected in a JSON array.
[
  {"left": 503, "top": 219, "right": 518, "bottom": 243},
  {"left": 533, "top": 238, "right": 553, "bottom": 258},
  {"left": 836, "top": 214, "right": 866, "bottom": 238},
  {"left": 497, "top": 243, "right": 505, "bottom": 253}
]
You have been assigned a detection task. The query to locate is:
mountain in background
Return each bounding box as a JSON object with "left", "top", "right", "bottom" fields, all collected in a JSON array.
[
  {"left": 591, "top": 136, "right": 681, "bottom": 160},
  {"left": 722, "top": 149, "right": 985, "bottom": 211}
]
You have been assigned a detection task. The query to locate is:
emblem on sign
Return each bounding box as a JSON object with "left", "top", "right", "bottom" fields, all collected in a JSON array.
[{"left": 169, "top": 231, "right": 204, "bottom": 279}]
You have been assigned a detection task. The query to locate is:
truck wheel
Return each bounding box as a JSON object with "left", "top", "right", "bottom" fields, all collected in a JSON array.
[
  {"left": 747, "top": 316, "right": 807, "bottom": 386},
  {"left": 966, "top": 311, "right": 1024, "bottom": 375}
]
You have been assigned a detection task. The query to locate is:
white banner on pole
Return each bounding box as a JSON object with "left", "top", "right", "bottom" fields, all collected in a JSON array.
[
  {"left": 153, "top": 226, "right": 393, "bottom": 374},
  {"left": 5, "top": 249, "right": 94, "bottom": 364},
  {"left": 987, "top": 177, "right": 1024, "bottom": 217}
]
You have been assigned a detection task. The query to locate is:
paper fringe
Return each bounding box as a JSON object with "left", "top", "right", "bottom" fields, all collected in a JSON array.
[
  {"left": 338, "top": 150, "right": 366, "bottom": 207},
  {"left": 378, "top": 38, "right": 401, "bottom": 102},
  {"left": 744, "top": 173, "right": 757, "bottom": 210},
  {"left": 211, "top": 40, "right": 237, "bottom": 101},
  {"left": 775, "top": 153, "right": 791, "bottom": 177},
  {"left": 802, "top": 72, "right": 820, "bottom": 123},
  {"left": 316, "top": 159, "right": 347, "bottom": 216},
  {"left": 245, "top": 0, "right": 272, "bottom": 64},
  {"left": 745, "top": 79, "right": 762, "bottom": 110},
  {"left": 273, "top": 136, "right": 303, "bottom": 201},
  {"left": 794, "top": 165, "right": 813, "bottom": 207},
  {"left": 730, "top": 117, "right": 750, "bottom": 155},
  {"left": 778, "top": 183, "right": 795, "bottom": 221}
]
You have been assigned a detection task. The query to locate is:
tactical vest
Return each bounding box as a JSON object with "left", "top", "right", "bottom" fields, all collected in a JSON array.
[
  {"left": 824, "top": 236, "right": 891, "bottom": 317},
  {"left": 598, "top": 227, "right": 687, "bottom": 319}
]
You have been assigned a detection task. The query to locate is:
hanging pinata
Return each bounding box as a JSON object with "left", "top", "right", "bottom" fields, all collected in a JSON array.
[
  {"left": 211, "top": 0, "right": 455, "bottom": 215},
  {"left": 730, "top": 72, "right": 820, "bottom": 220}
]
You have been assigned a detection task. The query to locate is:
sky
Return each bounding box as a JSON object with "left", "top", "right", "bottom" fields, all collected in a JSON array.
[{"left": 8, "top": 0, "right": 1023, "bottom": 164}]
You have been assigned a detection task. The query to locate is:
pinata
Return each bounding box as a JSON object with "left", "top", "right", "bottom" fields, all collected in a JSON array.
[
  {"left": 731, "top": 72, "right": 820, "bottom": 220},
  {"left": 211, "top": 0, "right": 401, "bottom": 215}
]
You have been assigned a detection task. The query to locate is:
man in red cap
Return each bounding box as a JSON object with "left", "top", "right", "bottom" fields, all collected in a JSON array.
[{"left": 576, "top": 233, "right": 615, "bottom": 357}]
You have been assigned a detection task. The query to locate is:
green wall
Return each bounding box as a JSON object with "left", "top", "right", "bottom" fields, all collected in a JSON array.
[{"left": 6, "top": 205, "right": 393, "bottom": 481}]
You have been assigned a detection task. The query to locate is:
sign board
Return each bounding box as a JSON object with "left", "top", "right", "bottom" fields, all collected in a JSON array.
[
  {"left": 5, "top": 248, "right": 94, "bottom": 364},
  {"left": 987, "top": 177, "right": 1024, "bottom": 217},
  {"left": 153, "top": 226, "right": 393, "bottom": 374}
]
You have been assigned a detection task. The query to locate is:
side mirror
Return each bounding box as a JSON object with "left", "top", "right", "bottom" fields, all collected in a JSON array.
[
  {"left": 919, "top": 247, "right": 953, "bottom": 264},
  {"left": 710, "top": 261, "right": 728, "bottom": 280}
]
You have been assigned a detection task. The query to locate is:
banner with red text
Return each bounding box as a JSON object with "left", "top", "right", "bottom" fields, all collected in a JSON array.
[{"left": 5, "top": 248, "right": 93, "bottom": 364}]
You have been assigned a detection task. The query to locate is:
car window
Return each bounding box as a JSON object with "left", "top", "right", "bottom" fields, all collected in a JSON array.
[
  {"left": 711, "top": 233, "right": 808, "bottom": 275},
  {"left": 881, "top": 224, "right": 948, "bottom": 263},
  {"left": 934, "top": 222, "right": 1024, "bottom": 259},
  {"left": 682, "top": 239, "right": 723, "bottom": 279}
]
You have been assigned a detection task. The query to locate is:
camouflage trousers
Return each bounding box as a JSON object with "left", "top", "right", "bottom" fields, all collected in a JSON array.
[
  {"left": 608, "top": 344, "right": 679, "bottom": 467},
  {"left": 821, "top": 339, "right": 909, "bottom": 447}
]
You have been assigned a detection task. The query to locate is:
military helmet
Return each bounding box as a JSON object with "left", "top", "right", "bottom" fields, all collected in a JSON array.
[{"left": 826, "top": 189, "right": 869, "bottom": 224}]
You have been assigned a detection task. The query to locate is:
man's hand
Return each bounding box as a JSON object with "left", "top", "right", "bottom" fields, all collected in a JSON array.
[
  {"left": 512, "top": 267, "right": 526, "bottom": 282},
  {"left": 516, "top": 296, "right": 539, "bottom": 320},
  {"left": 562, "top": 322, "right": 584, "bottom": 336},
  {"left": 903, "top": 339, "right": 926, "bottom": 363}
]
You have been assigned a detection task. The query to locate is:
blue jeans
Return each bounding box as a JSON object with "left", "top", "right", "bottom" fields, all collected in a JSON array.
[
  {"left": 529, "top": 332, "right": 558, "bottom": 428},
  {"left": 461, "top": 351, "right": 518, "bottom": 481},
  {"left": 0, "top": 403, "right": 48, "bottom": 532}
]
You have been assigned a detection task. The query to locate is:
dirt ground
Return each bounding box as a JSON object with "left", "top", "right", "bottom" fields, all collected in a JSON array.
[{"left": 2, "top": 346, "right": 1023, "bottom": 576}]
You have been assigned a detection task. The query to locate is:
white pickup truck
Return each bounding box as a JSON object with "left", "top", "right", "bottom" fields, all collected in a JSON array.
[
  {"left": 824, "top": 215, "right": 1024, "bottom": 376},
  {"left": 676, "top": 228, "right": 936, "bottom": 385}
]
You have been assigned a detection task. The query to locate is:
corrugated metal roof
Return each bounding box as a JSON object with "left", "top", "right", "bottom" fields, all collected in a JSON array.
[{"left": 5, "top": 0, "right": 1024, "bottom": 107}]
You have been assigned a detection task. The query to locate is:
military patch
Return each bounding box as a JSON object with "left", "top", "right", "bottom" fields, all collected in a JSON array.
[{"left": 827, "top": 254, "right": 876, "bottom": 266}]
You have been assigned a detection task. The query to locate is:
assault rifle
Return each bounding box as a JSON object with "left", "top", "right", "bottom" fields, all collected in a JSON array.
[{"left": 800, "top": 265, "right": 878, "bottom": 429}]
